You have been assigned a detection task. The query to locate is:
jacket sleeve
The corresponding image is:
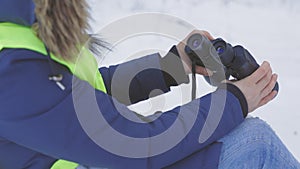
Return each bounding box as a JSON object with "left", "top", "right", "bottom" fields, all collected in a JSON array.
[
  {"left": 0, "top": 49, "right": 248, "bottom": 169},
  {"left": 99, "top": 46, "right": 189, "bottom": 105}
]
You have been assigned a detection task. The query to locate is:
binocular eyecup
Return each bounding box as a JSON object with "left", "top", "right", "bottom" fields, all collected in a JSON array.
[{"left": 185, "top": 33, "right": 279, "bottom": 92}]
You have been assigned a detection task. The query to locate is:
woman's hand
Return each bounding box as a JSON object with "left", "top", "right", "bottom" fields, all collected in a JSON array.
[
  {"left": 176, "top": 30, "right": 214, "bottom": 76},
  {"left": 229, "top": 61, "right": 278, "bottom": 113}
]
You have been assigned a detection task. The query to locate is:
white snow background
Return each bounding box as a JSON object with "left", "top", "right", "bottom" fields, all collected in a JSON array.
[{"left": 87, "top": 0, "right": 300, "bottom": 161}]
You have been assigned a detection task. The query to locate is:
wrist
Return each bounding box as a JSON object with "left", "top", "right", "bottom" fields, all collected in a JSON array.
[
  {"left": 218, "top": 83, "right": 249, "bottom": 118},
  {"left": 176, "top": 43, "right": 192, "bottom": 74},
  {"left": 160, "top": 46, "right": 190, "bottom": 87}
]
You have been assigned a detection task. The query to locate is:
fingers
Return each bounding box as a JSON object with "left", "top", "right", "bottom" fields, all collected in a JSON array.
[
  {"left": 258, "top": 90, "right": 278, "bottom": 107},
  {"left": 195, "top": 66, "right": 213, "bottom": 76},
  {"left": 200, "top": 30, "right": 214, "bottom": 40},
  {"left": 257, "top": 68, "right": 272, "bottom": 89},
  {"left": 189, "top": 30, "right": 215, "bottom": 40},
  {"left": 257, "top": 73, "right": 278, "bottom": 108},
  {"left": 260, "top": 74, "right": 278, "bottom": 98},
  {"left": 249, "top": 61, "right": 271, "bottom": 83}
]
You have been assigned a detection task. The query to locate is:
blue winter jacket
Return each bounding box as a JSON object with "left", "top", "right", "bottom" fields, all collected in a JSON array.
[{"left": 0, "top": 1, "right": 248, "bottom": 169}]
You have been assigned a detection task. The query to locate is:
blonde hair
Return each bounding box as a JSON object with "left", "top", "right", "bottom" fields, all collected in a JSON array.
[{"left": 33, "top": 0, "right": 106, "bottom": 61}]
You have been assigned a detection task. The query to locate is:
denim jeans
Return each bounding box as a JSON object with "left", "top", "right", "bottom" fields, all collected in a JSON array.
[
  {"left": 218, "top": 117, "right": 300, "bottom": 169},
  {"left": 77, "top": 117, "right": 300, "bottom": 169}
]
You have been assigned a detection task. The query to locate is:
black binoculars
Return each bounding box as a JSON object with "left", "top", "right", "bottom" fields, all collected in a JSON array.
[{"left": 185, "top": 33, "right": 279, "bottom": 92}]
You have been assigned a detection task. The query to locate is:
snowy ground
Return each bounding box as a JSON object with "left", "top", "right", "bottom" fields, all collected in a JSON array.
[{"left": 88, "top": 0, "right": 300, "bottom": 161}]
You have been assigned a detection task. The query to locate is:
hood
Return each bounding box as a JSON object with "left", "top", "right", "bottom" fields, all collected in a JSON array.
[{"left": 0, "top": 0, "right": 36, "bottom": 26}]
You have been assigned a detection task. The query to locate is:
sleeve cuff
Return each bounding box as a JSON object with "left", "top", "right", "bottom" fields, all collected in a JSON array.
[
  {"left": 217, "top": 83, "right": 249, "bottom": 118},
  {"left": 160, "top": 45, "right": 189, "bottom": 87}
]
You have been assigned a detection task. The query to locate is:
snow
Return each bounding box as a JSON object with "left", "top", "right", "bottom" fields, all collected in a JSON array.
[{"left": 88, "top": 0, "right": 300, "bottom": 161}]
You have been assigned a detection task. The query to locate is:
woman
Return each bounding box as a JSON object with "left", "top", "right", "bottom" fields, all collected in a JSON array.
[{"left": 0, "top": 0, "right": 299, "bottom": 169}]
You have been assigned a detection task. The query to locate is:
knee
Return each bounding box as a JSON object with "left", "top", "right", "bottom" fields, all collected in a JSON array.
[
  {"left": 219, "top": 118, "right": 279, "bottom": 168},
  {"left": 221, "top": 117, "right": 278, "bottom": 145},
  {"left": 242, "top": 117, "right": 274, "bottom": 134},
  {"left": 237, "top": 117, "right": 278, "bottom": 145}
]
